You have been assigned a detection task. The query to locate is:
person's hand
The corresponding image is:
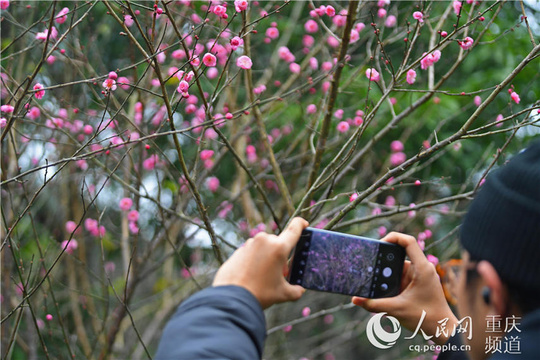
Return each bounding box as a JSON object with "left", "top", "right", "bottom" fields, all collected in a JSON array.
[
  {"left": 352, "top": 232, "right": 458, "bottom": 345},
  {"left": 213, "top": 217, "right": 309, "bottom": 309}
]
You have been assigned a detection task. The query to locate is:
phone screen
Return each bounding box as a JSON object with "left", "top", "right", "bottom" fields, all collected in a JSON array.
[{"left": 288, "top": 228, "right": 405, "bottom": 298}]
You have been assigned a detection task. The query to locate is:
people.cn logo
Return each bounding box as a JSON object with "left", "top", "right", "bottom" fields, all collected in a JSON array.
[{"left": 366, "top": 312, "right": 402, "bottom": 349}]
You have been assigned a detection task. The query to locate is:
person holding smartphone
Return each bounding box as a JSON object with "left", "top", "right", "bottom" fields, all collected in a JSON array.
[
  {"left": 156, "top": 140, "right": 540, "bottom": 359},
  {"left": 353, "top": 140, "right": 540, "bottom": 360}
]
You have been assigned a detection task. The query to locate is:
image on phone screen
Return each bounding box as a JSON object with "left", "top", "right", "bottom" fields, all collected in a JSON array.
[{"left": 288, "top": 228, "right": 405, "bottom": 298}]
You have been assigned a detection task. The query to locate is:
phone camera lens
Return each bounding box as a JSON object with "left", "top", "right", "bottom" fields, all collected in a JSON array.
[
  {"left": 386, "top": 253, "right": 395, "bottom": 261},
  {"left": 382, "top": 267, "right": 392, "bottom": 278},
  {"left": 380, "top": 283, "right": 388, "bottom": 291}
]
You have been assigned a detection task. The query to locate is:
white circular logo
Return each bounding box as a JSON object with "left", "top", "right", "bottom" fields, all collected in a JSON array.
[{"left": 366, "top": 312, "right": 402, "bottom": 349}]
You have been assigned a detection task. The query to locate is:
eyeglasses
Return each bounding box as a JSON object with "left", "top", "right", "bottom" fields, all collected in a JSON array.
[
  {"left": 436, "top": 258, "right": 478, "bottom": 305},
  {"left": 436, "top": 259, "right": 462, "bottom": 306}
]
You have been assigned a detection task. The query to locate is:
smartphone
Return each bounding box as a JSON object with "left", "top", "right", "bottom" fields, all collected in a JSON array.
[{"left": 287, "top": 227, "right": 405, "bottom": 298}]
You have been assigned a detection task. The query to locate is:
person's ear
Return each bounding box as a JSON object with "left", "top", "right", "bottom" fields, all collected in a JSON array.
[{"left": 476, "top": 261, "right": 509, "bottom": 316}]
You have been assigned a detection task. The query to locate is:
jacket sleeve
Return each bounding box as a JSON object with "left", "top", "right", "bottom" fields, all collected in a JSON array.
[{"left": 155, "top": 285, "right": 266, "bottom": 360}]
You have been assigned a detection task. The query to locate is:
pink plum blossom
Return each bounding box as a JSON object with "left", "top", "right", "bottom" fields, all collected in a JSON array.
[
  {"left": 385, "top": 195, "right": 396, "bottom": 207},
  {"left": 385, "top": 15, "right": 397, "bottom": 27},
  {"left": 202, "top": 53, "right": 217, "bottom": 67},
  {"left": 304, "top": 19, "right": 319, "bottom": 33},
  {"left": 236, "top": 55, "right": 252, "bottom": 69},
  {"left": 390, "top": 152, "right": 406, "bottom": 166},
  {"left": 200, "top": 149, "right": 214, "bottom": 161},
  {"left": 1, "top": 104, "right": 14, "bottom": 113},
  {"left": 289, "top": 63, "right": 301, "bottom": 73},
  {"left": 474, "top": 95, "right": 482, "bottom": 106},
  {"left": 378, "top": 8, "right": 387, "bottom": 18},
  {"left": 253, "top": 84, "right": 266, "bottom": 94},
  {"left": 333, "top": 13, "right": 347, "bottom": 27},
  {"left": 458, "top": 36, "right": 474, "bottom": 50},
  {"left": 234, "top": 0, "right": 248, "bottom": 12},
  {"left": 218, "top": 201, "right": 234, "bottom": 218},
  {"left": 213, "top": 5, "right": 226, "bottom": 17},
  {"left": 119, "top": 197, "right": 133, "bottom": 211},
  {"left": 33, "top": 83, "right": 45, "bottom": 99},
  {"left": 278, "top": 46, "right": 295, "bottom": 62},
  {"left": 495, "top": 114, "right": 504, "bottom": 127},
  {"left": 1, "top": 118, "right": 7, "bottom": 128},
  {"left": 327, "top": 35, "right": 340, "bottom": 48},
  {"left": 413, "top": 11, "right": 424, "bottom": 23},
  {"left": 350, "top": 29, "right": 359, "bottom": 43},
  {"left": 206, "top": 177, "right": 220, "bottom": 192},
  {"left": 127, "top": 210, "right": 139, "bottom": 222},
  {"left": 427, "top": 254, "right": 439, "bottom": 266},
  {"left": 420, "top": 50, "right": 441, "bottom": 70},
  {"left": 36, "top": 26, "right": 58, "bottom": 40},
  {"left": 0, "top": 0, "right": 9, "bottom": 10},
  {"left": 510, "top": 91, "right": 520, "bottom": 104},
  {"left": 303, "top": 35, "right": 315, "bottom": 48},
  {"left": 390, "top": 140, "right": 404, "bottom": 152},
  {"left": 302, "top": 307, "right": 311, "bottom": 317},
  {"left": 117, "top": 76, "right": 130, "bottom": 90},
  {"left": 326, "top": 6, "right": 336, "bottom": 17},
  {"left": 309, "top": 57, "right": 318, "bottom": 70},
  {"left": 143, "top": 154, "right": 160, "bottom": 170},
  {"left": 61, "top": 239, "right": 78, "bottom": 254},
  {"left": 283, "top": 325, "right": 293, "bottom": 333},
  {"left": 321, "top": 61, "right": 333, "bottom": 72},
  {"left": 266, "top": 27, "right": 279, "bottom": 39},
  {"left": 365, "top": 68, "right": 380, "bottom": 81},
  {"left": 453, "top": 0, "right": 462, "bottom": 15},
  {"left": 207, "top": 67, "right": 218, "bottom": 79},
  {"left": 128, "top": 221, "right": 139, "bottom": 234},
  {"left": 102, "top": 78, "right": 117, "bottom": 91},
  {"left": 356, "top": 23, "right": 366, "bottom": 32},
  {"left": 337, "top": 121, "right": 350, "bottom": 133},
  {"left": 124, "top": 15, "right": 134, "bottom": 27},
  {"left": 65, "top": 221, "right": 77, "bottom": 234},
  {"left": 46, "top": 314, "right": 53, "bottom": 321},
  {"left": 406, "top": 69, "right": 417, "bottom": 84},
  {"left": 306, "top": 104, "right": 317, "bottom": 114},
  {"left": 177, "top": 80, "right": 189, "bottom": 93},
  {"left": 55, "top": 7, "right": 69, "bottom": 24},
  {"left": 408, "top": 203, "right": 417, "bottom": 218},
  {"left": 230, "top": 36, "right": 243, "bottom": 51}
]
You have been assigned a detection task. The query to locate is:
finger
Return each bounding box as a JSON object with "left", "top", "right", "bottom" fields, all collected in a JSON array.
[
  {"left": 282, "top": 261, "right": 290, "bottom": 277},
  {"left": 278, "top": 217, "right": 309, "bottom": 251},
  {"left": 282, "top": 284, "right": 306, "bottom": 302},
  {"left": 351, "top": 296, "right": 396, "bottom": 313},
  {"left": 380, "top": 232, "right": 426, "bottom": 265},
  {"left": 400, "top": 261, "right": 412, "bottom": 290}
]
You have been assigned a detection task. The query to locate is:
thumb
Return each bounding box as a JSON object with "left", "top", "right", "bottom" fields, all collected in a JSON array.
[
  {"left": 352, "top": 296, "right": 394, "bottom": 313},
  {"left": 283, "top": 284, "right": 306, "bottom": 302}
]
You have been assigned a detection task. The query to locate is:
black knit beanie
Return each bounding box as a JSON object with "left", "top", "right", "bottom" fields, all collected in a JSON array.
[{"left": 460, "top": 140, "right": 540, "bottom": 293}]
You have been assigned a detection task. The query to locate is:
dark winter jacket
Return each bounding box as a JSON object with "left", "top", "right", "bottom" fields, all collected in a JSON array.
[{"left": 155, "top": 286, "right": 265, "bottom": 360}]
